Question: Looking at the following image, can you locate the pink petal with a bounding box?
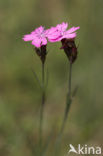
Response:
[31,30,36,35]
[56,22,68,31]
[62,22,68,30]
[47,33,60,40]
[45,29,50,36]
[23,34,34,41]
[32,38,41,48]
[47,28,61,40]
[48,37,61,42]
[63,33,76,39]
[34,26,44,34]
[41,38,47,45]
[66,26,80,34]
[47,27,58,35]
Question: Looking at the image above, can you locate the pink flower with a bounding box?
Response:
[46,27,61,42]
[47,22,80,42]
[23,26,48,48]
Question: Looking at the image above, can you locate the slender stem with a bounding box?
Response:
[60,62,72,134]
[39,63,45,154]
[68,62,72,97]
[54,62,72,155]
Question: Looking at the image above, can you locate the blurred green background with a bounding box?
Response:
[0,0,103,155]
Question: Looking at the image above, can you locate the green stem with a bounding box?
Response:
[54,62,72,155]
[39,63,45,154]
[60,62,72,134]
[68,62,72,97]
[62,62,72,132]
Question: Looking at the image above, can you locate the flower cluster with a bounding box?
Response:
[23,22,80,63]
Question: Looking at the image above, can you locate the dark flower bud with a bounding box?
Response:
[61,38,78,64]
[35,45,47,64]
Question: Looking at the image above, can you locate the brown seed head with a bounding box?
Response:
[35,45,47,64]
[61,38,78,63]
